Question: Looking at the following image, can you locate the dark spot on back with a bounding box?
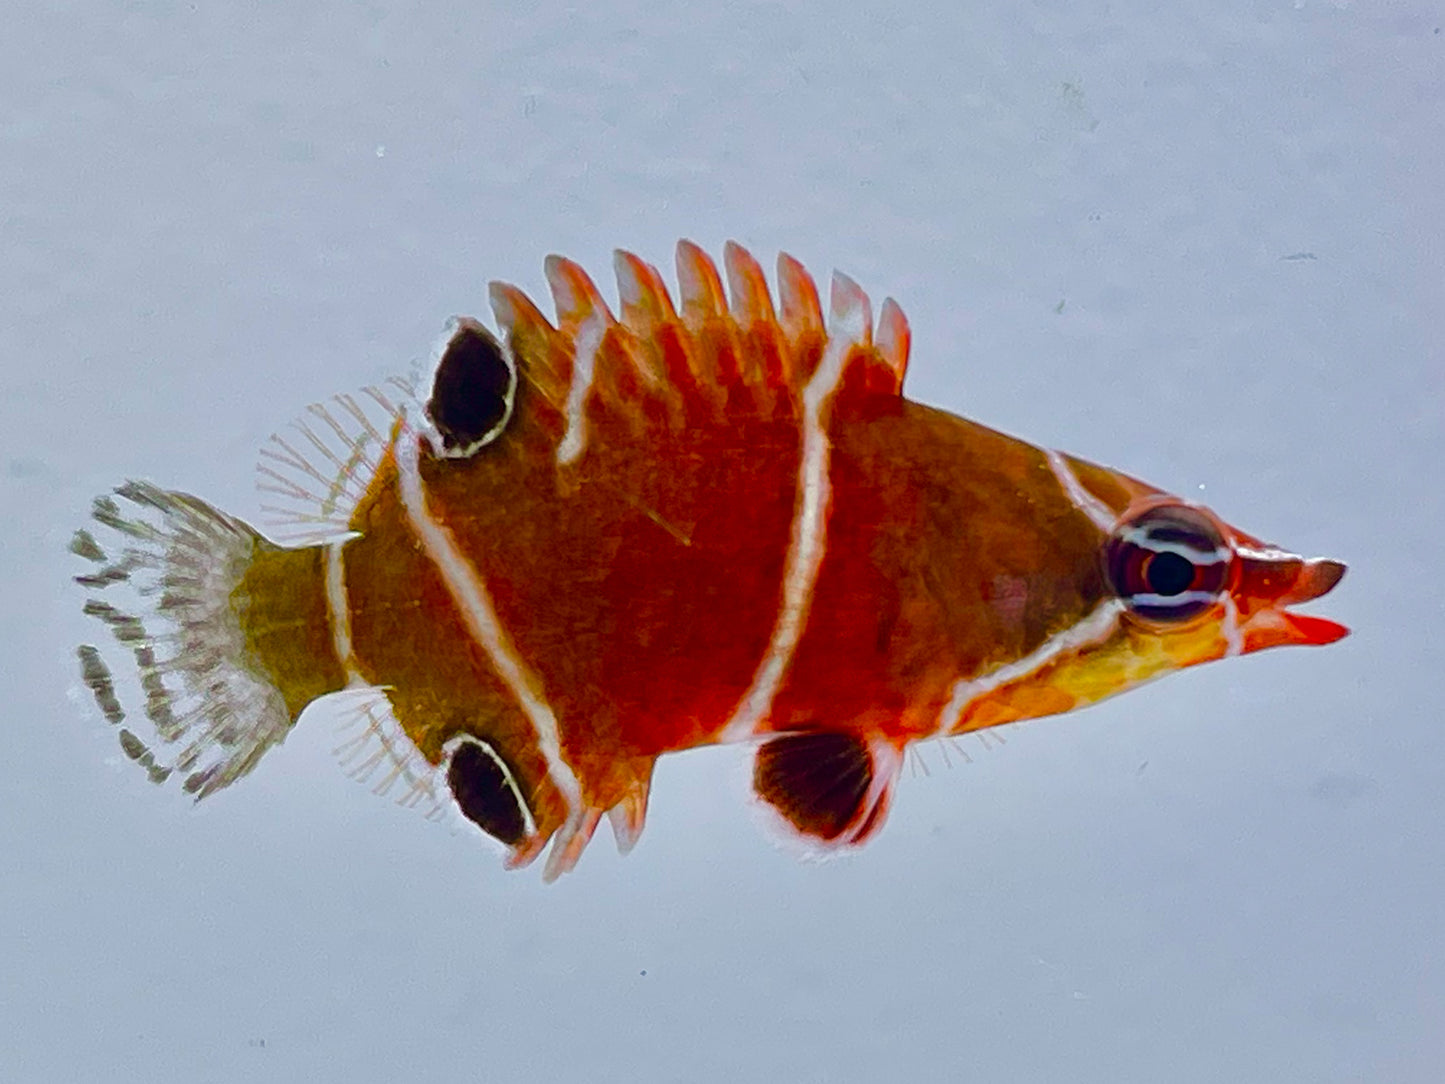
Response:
[427,321,513,452]
[754,730,872,841]
[446,739,527,846]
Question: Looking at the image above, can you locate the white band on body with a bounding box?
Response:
[394,424,583,820]
[324,540,361,682]
[720,275,870,743]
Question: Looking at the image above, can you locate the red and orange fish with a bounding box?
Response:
[72,241,1347,880]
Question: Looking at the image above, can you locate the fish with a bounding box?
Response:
[70,240,1348,881]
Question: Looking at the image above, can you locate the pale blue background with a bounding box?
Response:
[3,4,1439,1081]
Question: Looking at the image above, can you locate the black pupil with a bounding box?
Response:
[1146,551,1195,596]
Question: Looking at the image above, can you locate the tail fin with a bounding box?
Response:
[72,481,345,798]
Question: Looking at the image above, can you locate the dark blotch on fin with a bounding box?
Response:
[754,731,872,842]
[70,529,106,562]
[426,320,514,454]
[77,645,125,726]
[447,738,528,847]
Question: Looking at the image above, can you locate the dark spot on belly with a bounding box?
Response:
[446,738,528,846]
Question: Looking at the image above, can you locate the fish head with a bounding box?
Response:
[1098,493,1348,661]
[949,461,1348,733]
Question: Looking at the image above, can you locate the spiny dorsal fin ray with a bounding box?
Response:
[614,250,711,417]
[778,252,826,342]
[829,271,872,348]
[605,757,654,856]
[724,241,777,325]
[480,242,913,467]
[544,254,617,334]
[527,757,658,879]
[488,281,569,413]
[875,297,911,393]
[825,271,916,406]
[613,249,678,333]
[542,807,603,883]
[676,239,729,324]
[723,242,793,397]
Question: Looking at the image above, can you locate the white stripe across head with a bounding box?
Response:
[1045,449,1118,533]
[932,599,1126,736]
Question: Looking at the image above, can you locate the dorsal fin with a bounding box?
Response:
[488,281,570,414]
[777,252,825,342]
[613,249,678,333]
[255,379,415,545]
[752,731,903,848]
[724,241,777,325]
[544,254,617,334]
[477,242,914,468]
[676,239,728,324]
[874,297,911,393]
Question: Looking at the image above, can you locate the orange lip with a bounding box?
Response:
[1275,610,1350,647]
[1237,551,1349,650]
[1277,557,1347,606]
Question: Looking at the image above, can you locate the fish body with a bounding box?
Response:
[73,241,1347,879]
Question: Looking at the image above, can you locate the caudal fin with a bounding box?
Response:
[71,481,318,798]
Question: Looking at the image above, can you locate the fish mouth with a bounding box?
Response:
[1235,549,1349,650]
[1275,556,1347,606]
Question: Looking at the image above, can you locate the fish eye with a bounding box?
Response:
[1105,504,1233,623]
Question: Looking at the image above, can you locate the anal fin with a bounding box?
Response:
[753,731,902,848]
[605,758,654,856]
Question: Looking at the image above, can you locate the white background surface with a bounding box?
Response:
[3,4,1439,1081]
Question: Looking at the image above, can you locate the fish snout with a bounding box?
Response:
[1278,557,1346,605]
[1234,549,1348,650]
